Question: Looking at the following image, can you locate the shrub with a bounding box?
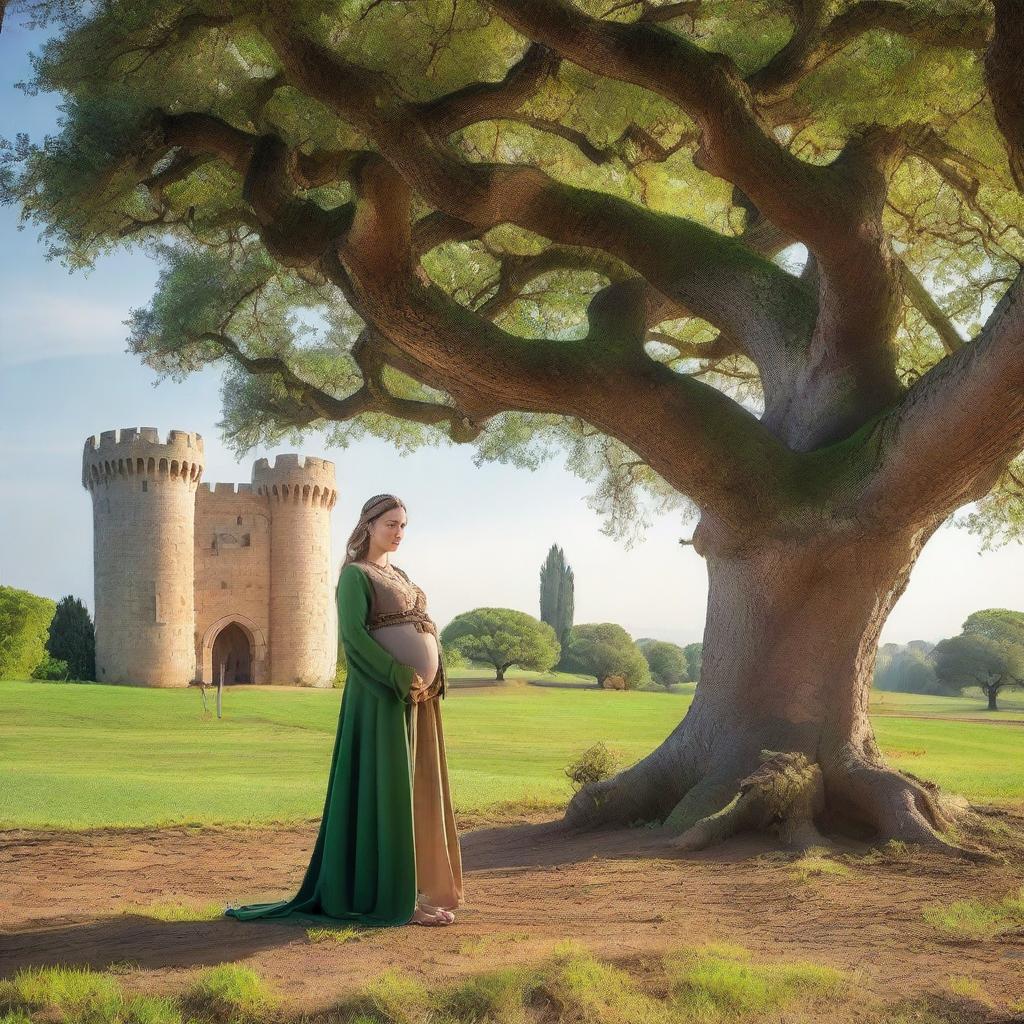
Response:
[31,655,70,680]
[565,742,619,793]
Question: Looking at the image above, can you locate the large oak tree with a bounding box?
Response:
[6,0,1024,853]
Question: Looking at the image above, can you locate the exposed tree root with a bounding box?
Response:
[826,753,993,862]
[668,751,828,853]
[563,745,998,861]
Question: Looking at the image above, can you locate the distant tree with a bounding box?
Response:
[539,544,574,668]
[0,586,55,680]
[441,608,559,680]
[45,595,95,681]
[932,609,1024,710]
[874,643,941,695]
[569,623,650,690]
[641,641,688,690]
[682,643,703,683]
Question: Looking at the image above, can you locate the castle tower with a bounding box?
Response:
[82,428,204,686]
[252,454,338,686]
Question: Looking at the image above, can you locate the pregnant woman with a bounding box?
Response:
[226,493,463,927]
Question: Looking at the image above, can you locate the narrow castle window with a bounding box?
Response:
[141,480,148,492]
[241,533,251,547]
[236,515,243,525]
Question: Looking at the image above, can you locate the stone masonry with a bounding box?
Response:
[82,427,338,687]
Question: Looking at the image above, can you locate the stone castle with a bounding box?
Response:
[82,427,338,687]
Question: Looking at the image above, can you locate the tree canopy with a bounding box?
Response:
[569,622,650,688]
[638,638,688,689]
[440,606,560,678]
[932,608,1024,709]
[6,0,1023,547]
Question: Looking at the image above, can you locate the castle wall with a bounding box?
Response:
[82,428,203,687]
[194,483,272,685]
[84,428,338,688]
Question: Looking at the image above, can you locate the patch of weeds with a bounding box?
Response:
[870,999,953,1024]
[457,931,531,956]
[850,840,914,866]
[534,939,675,1024]
[789,847,853,882]
[946,976,995,1007]
[306,925,364,944]
[665,941,847,1020]
[338,969,429,1024]
[182,965,279,1024]
[105,962,140,977]
[923,884,1024,940]
[124,901,224,922]
[0,1012,33,1024]
[0,966,180,1024]
[433,967,540,1024]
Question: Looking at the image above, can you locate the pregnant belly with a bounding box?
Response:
[372,623,439,684]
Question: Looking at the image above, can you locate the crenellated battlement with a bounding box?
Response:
[251,454,337,509]
[197,482,257,496]
[82,427,205,491]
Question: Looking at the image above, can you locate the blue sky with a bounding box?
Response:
[1,13,1022,648]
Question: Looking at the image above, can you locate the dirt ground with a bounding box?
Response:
[1,808,1022,1015]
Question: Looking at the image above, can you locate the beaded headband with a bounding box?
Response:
[358,493,404,524]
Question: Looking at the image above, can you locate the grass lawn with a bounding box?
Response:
[0,679,1021,830]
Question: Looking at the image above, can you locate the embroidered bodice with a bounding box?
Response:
[354,560,445,699]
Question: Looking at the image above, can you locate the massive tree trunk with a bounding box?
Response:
[563,512,971,852]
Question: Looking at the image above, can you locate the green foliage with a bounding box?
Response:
[638,639,688,689]
[874,641,942,696]
[440,607,560,679]
[568,623,650,689]
[440,642,468,669]
[31,655,70,680]
[564,741,619,794]
[682,642,703,683]
[539,543,574,664]
[932,609,1024,709]
[46,594,95,680]
[0,585,56,680]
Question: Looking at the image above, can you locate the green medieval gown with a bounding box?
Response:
[225,562,439,928]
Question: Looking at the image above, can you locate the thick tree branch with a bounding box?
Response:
[200,329,482,442]
[257,11,816,396]
[415,42,560,136]
[854,269,1024,525]
[984,0,1024,191]
[335,154,796,534]
[750,2,991,104]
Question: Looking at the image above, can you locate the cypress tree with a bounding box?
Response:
[539,545,574,666]
[46,595,96,681]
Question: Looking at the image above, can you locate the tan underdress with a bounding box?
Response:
[354,559,464,911]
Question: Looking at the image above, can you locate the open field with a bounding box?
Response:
[2,678,1023,1022]
[1,679,1022,830]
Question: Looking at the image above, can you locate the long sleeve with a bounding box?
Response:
[337,563,417,703]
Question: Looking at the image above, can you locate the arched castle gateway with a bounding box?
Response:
[82,427,338,687]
